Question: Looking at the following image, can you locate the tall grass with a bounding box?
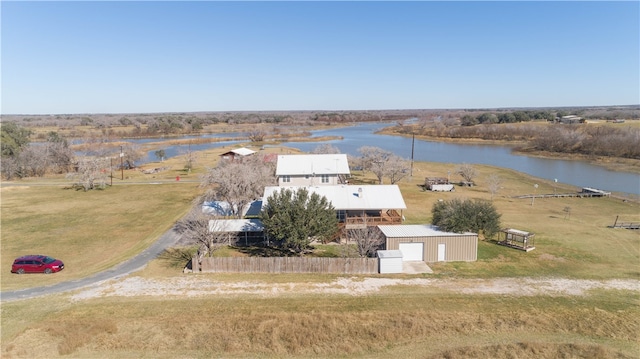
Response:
[2,290,638,358]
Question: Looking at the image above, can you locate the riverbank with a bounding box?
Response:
[377,127,640,175]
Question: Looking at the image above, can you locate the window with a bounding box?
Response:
[282,175,290,183]
[321,174,329,183]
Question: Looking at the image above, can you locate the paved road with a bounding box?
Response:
[1,227,181,302]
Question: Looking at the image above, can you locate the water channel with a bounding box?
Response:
[133,122,639,196]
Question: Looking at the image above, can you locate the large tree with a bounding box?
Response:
[201,153,276,218]
[431,198,501,239]
[67,157,110,191]
[259,187,339,255]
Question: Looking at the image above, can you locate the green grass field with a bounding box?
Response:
[1,147,639,358]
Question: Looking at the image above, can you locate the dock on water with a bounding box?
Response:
[514,187,612,199]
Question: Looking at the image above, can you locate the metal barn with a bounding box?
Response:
[378,224,478,262]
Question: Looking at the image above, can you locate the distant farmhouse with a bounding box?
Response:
[276,154,350,186]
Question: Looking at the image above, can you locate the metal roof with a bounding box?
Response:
[377,224,475,237]
[208,219,264,233]
[223,147,256,156]
[276,154,350,176]
[262,185,406,210]
[377,250,403,259]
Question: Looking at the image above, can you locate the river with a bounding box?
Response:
[135,122,639,196]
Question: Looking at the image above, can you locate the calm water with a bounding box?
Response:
[137,122,639,196]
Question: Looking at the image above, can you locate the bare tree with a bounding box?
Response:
[358,146,410,184]
[455,163,478,185]
[67,157,110,191]
[247,128,268,142]
[386,154,411,184]
[312,143,341,154]
[201,153,276,218]
[16,145,49,177]
[486,173,503,200]
[345,218,385,257]
[181,144,198,172]
[46,141,75,174]
[120,143,145,169]
[175,206,232,257]
[358,146,392,184]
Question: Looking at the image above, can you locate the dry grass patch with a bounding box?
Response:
[2,290,637,358]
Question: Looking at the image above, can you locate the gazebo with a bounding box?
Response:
[498,228,535,252]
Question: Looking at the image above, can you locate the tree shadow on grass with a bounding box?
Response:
[158,247,197,268]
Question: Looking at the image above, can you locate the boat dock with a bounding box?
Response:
[514,187,611,199]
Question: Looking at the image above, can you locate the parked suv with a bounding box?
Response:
[11,255,64,274]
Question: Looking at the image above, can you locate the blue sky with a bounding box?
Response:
[2,1,638,115]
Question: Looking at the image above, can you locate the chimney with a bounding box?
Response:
[358,188,363,198]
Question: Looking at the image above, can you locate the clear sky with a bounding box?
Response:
[2,1,639,115]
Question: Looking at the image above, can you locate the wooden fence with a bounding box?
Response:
[194,256,379,274]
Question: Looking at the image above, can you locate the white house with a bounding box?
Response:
[275,154,350,186]
[262,184,406,227]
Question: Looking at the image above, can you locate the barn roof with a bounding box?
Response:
[262,185,406,210]
[378,224,475,237]
[276,154,350,176]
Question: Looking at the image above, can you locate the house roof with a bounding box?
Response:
[220,147,256,157]
[262,185,406,210]
[276,154,350,176]
[377,224,475,237]
[208,219,264,233]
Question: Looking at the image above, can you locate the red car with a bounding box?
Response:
[11,255,64,274]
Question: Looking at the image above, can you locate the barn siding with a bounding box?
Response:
[386,235,477,262]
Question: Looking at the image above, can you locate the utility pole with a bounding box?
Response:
[410,133,415,177]
[120,145,124,180]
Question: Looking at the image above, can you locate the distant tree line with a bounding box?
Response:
[396,116,640,160]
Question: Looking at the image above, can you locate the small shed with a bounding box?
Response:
[378,224,478,262]
[377,250,403,274]
[219,147,256,162]
[498,228,535,252]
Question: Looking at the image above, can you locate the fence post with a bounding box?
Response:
[192,256,199,272]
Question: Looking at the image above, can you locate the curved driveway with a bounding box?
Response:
[1,227,181,302]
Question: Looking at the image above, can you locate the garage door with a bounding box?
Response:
[398,242,424,261]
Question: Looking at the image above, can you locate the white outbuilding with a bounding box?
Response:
[377,250,404,274]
